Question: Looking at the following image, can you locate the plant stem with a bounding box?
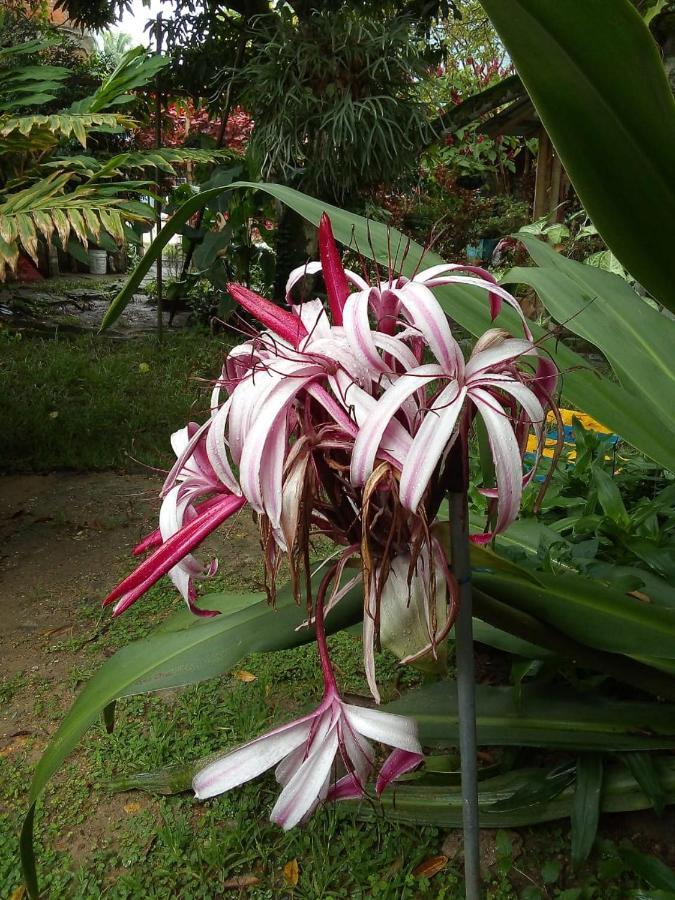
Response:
[450,488,481,899]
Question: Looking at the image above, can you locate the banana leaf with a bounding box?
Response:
[479,0,675,310]
[102,182,675,474]
[20,578,362,899]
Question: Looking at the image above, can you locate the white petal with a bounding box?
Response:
[350,364,444,486]
[270,723,340,830]
[470,387,523,534]
[343,705,422,754]
[193,720,312,799]
[399,383,467,511]
[465,340,536,380]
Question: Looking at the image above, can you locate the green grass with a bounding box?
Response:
[0,332,228,473]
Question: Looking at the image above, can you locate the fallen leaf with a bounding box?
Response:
[283,859,299,886]
[413,855,448,879]
[233,669,256,683]
[1,736,30,757]
[628,590,650,603]
[222,875,259,889]
[123,801,141,814]
[9,887,26,900]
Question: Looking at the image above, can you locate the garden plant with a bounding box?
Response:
[3,1,675,898]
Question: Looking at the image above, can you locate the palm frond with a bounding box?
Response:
[69,47,170,114]
[0,173,153,280]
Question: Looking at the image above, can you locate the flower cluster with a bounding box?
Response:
[105,213,556,825]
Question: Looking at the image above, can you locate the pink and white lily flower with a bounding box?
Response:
[106,211,557,828]
[193,587,422,827]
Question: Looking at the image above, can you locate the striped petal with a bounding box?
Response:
[194,719,313,800]
[399,382,467,511]
[350,364,444,486]
[397,282,464,377]
[270,720,340,830]
[469,386,523,538]
[375,748,424,795]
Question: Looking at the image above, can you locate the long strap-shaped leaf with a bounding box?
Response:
[104,681,675,797]
[479,0,675,311]
[102,182,675,473]
[21,581,362,898]
[387,681,675,752]
[370,759,675,829]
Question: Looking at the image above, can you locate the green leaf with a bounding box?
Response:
[475,571,675,660]
[479,0,675,309]
[386,681,675,752]
[622,752,666,816]
[571,754,603,868]
[370,758,675,829]
[103,182,675,472]
[620,846,675,892]
[592,467,630,530]
[506,236,675,444]
[20,579,362,899]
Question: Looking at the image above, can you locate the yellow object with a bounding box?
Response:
[526,409,614,461]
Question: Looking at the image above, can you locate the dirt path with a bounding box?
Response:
[0,472,260,682]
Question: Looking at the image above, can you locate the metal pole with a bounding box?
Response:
[450,488,481,899]
[154,12,164,341]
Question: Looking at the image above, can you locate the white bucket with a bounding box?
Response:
[88,249,107,275]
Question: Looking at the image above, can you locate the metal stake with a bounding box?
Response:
[450,488,481,899]
[154,12,164,341]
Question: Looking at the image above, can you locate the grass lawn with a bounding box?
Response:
[0,332,228,473]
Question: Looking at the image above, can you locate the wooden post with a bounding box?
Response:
[549,150,563,222]
[533,125,552,221]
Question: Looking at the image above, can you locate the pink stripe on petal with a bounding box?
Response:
[162,419,211,497]
[375,748,424,796]
[325,772,366,802]
[270,724,340,830]
[350,365,444,486]
[194,720,313,800]
[397,282,464,377]
[342,289,388,374]
[470,387,523,536]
